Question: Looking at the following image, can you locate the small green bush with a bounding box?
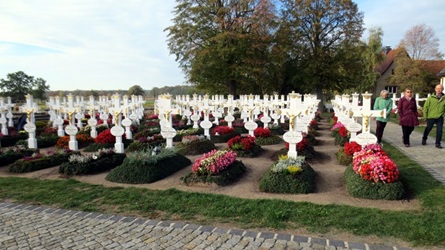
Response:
[255,135,283,145]
[259,162,316,194]
[37,134,60,148]
[83,140,131,152]
[106,150,191,184]
[210,131,240,143]
[8,153,72,173]
[181,160,247,186]
[335,148,352,166]
[59,154,126,176]
[344,166,405,200]
[126,140,165,153]
[0,149,36,167]
[1,134,28,147]
[231,144,263,158]
[269,125,285,135]
[176,139,216,155]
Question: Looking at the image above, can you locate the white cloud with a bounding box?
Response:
[357,0,445,53]
[0,0,184,91]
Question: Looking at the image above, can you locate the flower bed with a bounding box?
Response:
[175,135,216,155]
[344,144,405,200]
[227,135,263,157]
[0,147,36,167]
[210,125,240,143]
[284,137,316,159]
[336,141,362,166]
[254,127,283,145]
[59,148,126,176]
[259,155,316,194]
[331,121,349,146]
[269,124,285,135]
[8,149,74,173]
[106,149,191,184]
[181,149,246,186]
[173,127,203,142]
[126,134,165,152]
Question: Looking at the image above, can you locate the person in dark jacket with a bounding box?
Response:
[422,84,445,148]
[397,88,419,147]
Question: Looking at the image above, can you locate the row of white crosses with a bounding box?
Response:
[45,94,144,152]
[331,92,387,147]
[167,92,320,158]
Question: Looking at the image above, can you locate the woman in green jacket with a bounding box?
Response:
[373,90,393,145]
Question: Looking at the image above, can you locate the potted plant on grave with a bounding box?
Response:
[281,136,316,160]
[0,146,36,167]
[344,143,405,200]
[227,135,263,157]
[59,148,126,176]
[181,149,246,186]
[210,125,240,143]
[253,127,282,145]
[336,141,362,166]
[8,149,75,173]
[106,148,191,184]
[331,122,349,146]
[259,155,316,194]
[175,135,216,155]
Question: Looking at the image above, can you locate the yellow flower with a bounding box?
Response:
[278,154,288,160]
[287,165,302,175]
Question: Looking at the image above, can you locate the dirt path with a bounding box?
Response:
[0,119,420,211]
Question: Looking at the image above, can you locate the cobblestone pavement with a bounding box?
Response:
[0,202,416,250]
[380,122,445,185]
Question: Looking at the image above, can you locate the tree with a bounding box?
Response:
[127,85,145,96]
[0,71,50,102]
[31,78,50,100]
[399,24,444,60]
[165,0,279,96]
[389,49,437,96]
[279,0,364,101]
[359,27,385,93]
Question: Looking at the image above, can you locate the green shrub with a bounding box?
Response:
[9,153,72,173]
[344,166,405,200]
[255,135,283,145]
[181,160,246,186]
[335,148,352,166]
[176,139,216,155]
[269,125,285,135]
[37,134,60,148]
[0,134,28,147]
[259,161,316,194]
[231,144,263,158]
[59,154,126,176]
[210,131,240,143]
[106,150,191,184]
[83,140,131,152]
[126,140,164,153]
[0,149,36,167]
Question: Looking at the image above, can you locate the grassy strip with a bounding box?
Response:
[0,141,444,246]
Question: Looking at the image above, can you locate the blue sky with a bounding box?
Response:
[1,0,444,91]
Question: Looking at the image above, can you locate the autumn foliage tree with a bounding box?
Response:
[399,24,444,60]
[165,0,280,96]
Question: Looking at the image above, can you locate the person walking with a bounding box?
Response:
[422,84,445,148]
[397,88,419,147]
[373,90,393,146]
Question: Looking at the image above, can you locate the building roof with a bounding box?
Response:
[375,48,403,75]
[418,60,445,76]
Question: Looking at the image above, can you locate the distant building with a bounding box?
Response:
[374,47,445,96]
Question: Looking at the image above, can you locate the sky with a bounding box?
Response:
[1,0,444,92]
